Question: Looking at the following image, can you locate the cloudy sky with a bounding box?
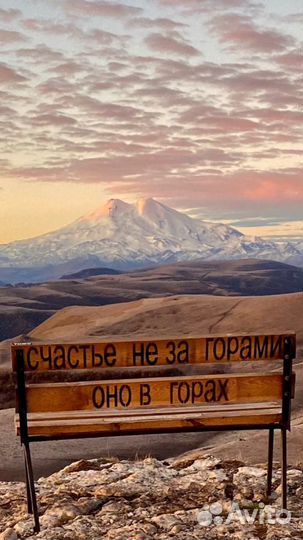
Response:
[0,0,302,243]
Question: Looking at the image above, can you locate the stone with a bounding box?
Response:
[169,523,186,534]
[236,466,267,478]
[151,512,182,530]
[0,454,302,539]
[0,529,18,540]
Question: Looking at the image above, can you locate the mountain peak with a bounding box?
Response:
[104,198,130,213]
[84,198,132,220]
[0,196,301,283]
[136,197,163,216]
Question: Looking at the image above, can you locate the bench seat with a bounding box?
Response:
[16,403,282,440]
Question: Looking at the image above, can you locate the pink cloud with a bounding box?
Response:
[109,169,301,215]
[210,14,294,52]
[88,29,120,45]
[0,29,27,43]
[158,0,248,7]
[282,12,303,24]
[129,17,187,30]
[16,46,64,63]
[245,108,301,124]
[31,113,77,127]
[259,91,302,109]
[63,0,142,18]
[49,61,83,75]
[22,19,43,31]
[0,63,27,83]
[106,61,127,71]
[133,84,188,107]
[145,33,200,57]
[22,19,121,47]
[10,143,240,184]
[37,77,75,95]
[157,0,260,14]
[22,19,80,36]
[0,105,16,115]
[157,0,200,5]
[239,174,300,203]
[274,49,302,71]
[0,2,299,226]
[219,70,294,95]
[0,8,21,22]
[179,108,259,132]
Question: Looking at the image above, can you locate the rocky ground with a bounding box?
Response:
[0,452,302,540]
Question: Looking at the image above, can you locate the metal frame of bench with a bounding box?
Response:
[13,334,295,533]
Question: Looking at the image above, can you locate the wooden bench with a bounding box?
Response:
[12,333,296,533]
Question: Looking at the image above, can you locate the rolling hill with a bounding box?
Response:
[26,291,303,346]
[0,259,302,341]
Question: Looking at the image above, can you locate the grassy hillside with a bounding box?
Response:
[0,259,302,341]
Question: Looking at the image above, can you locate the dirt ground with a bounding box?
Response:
[1,407,302,482]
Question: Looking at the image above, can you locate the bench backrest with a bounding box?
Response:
[12,333,296,440]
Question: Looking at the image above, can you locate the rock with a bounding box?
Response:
[236,466,267,478]
[240,486,254,499]
[285,469,302,477]
[13,520,34,537]
[152,512,182,530]
[208,469,228,482]
[170,452,220,471]
[0,529,17,540]
[169,523,186,534]
[0,454,302,539]
[39,501,84,528]
[275,483,282,494]
[296,486,303,497]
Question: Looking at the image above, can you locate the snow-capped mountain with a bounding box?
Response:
[0,198,301,283]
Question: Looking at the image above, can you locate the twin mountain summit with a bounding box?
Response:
[0,198,302,284]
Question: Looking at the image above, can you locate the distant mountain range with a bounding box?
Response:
[0,259,302,341]
[61,267,121,280]
[0,198,302,283]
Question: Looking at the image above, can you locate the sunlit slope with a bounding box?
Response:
[29,292,303,346]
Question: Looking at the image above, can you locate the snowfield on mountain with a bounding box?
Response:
[0,198,301,283]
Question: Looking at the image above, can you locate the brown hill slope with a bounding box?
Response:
[1,292,302,371]
[0,292,302,481]
[29,292,303,345]
[0,259,302,341]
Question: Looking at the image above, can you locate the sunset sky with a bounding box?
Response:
[0,0,302,243]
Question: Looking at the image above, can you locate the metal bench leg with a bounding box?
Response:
[23,443,40,533]
[281,427,287,510]
[24,452,33,514]
[267,427,274,496]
